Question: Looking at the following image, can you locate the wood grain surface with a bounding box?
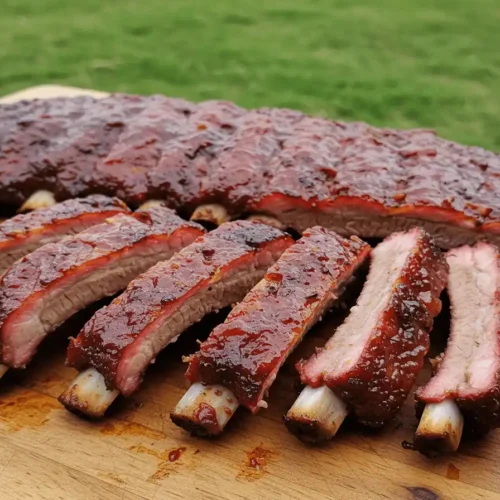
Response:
[0,86,498,500]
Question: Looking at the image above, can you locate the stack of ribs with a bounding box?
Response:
[1,92,500,455]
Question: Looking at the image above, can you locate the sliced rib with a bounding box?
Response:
[0,195,129,275]
[414,243,500,456]
[60,221,293,417]
[0,205,204,370]
[285,227,448,443]
[172,227,370,436]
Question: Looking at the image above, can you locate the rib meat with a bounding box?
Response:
[415,243,500,451]
[291,228,447,435]
[0,95,151,206]
[0,205,204,368]
[2,95,500,248]
[0,195,129,274]
[184,227,370,414]
[65,221,293,398]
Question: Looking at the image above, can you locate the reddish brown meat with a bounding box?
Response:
[416,243,500,436]
[66,221,293,396]
[297,228,448,427]
[2,95,500,247]
[0,205,204,368]
[0,195,129,274]
[0,94,159,206]
[185,227,370,412]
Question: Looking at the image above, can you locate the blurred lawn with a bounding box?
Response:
[1,0,499,149]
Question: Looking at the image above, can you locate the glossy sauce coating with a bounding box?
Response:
[66,221,293,389]
[0,95,151,206]
[2,96,500,238]
[0,195,129,250]
[186,226,371,412]
[299,228,448,427]
[0,206,203,345]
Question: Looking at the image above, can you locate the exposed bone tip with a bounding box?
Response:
[58,368,119,419]
[190,204,230,227]
[285,385,348,443]
[414,400,464,457]
[138,199,166,210]
[19,190,56,213]
[171,382,239,437]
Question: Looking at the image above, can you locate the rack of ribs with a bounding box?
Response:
[284,228,448,443]
[0,195,128,274]
[2,95,500,248]
[59,220,293,418]
[171,227,370,436]
[413,243,500,456]
[0,205,204,379]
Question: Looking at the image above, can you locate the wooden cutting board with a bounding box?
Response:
[0,85,498,500]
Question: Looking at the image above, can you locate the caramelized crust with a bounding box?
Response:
[0,95,151,205]
[186,227,371,412]
[2,96,500,247]
[0,195,129,273]
[66,221,293,395]
[0,205,204,368]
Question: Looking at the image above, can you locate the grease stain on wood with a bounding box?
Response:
[237,445,275,481]
[129,445,187,481]
[0,392,58,431]
[446,463,460,480]
[99,420,165,440]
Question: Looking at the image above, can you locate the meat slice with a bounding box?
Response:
[171,227,370,436]
[0,195,129,274]
[285,227,448,443]
[414,243,500,456]
[0,205,204,371]
[60,221,293,417]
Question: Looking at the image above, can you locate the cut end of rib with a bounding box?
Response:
[284,385,348,443]
[190,204,230,227]
[0,364,9,380]
[18,190,56,213]
[58,368,119,418]
[170,382,239,437]
[414,400,464,457]
[138,199,165,210]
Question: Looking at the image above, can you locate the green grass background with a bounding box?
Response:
[1,0,499,149]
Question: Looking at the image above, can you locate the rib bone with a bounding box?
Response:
[18,190,56,213]
[170,383,239,436]
[190,204,230,226]
[284,386,348,443]
[414,400,464,456]
[58,368,119,418]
